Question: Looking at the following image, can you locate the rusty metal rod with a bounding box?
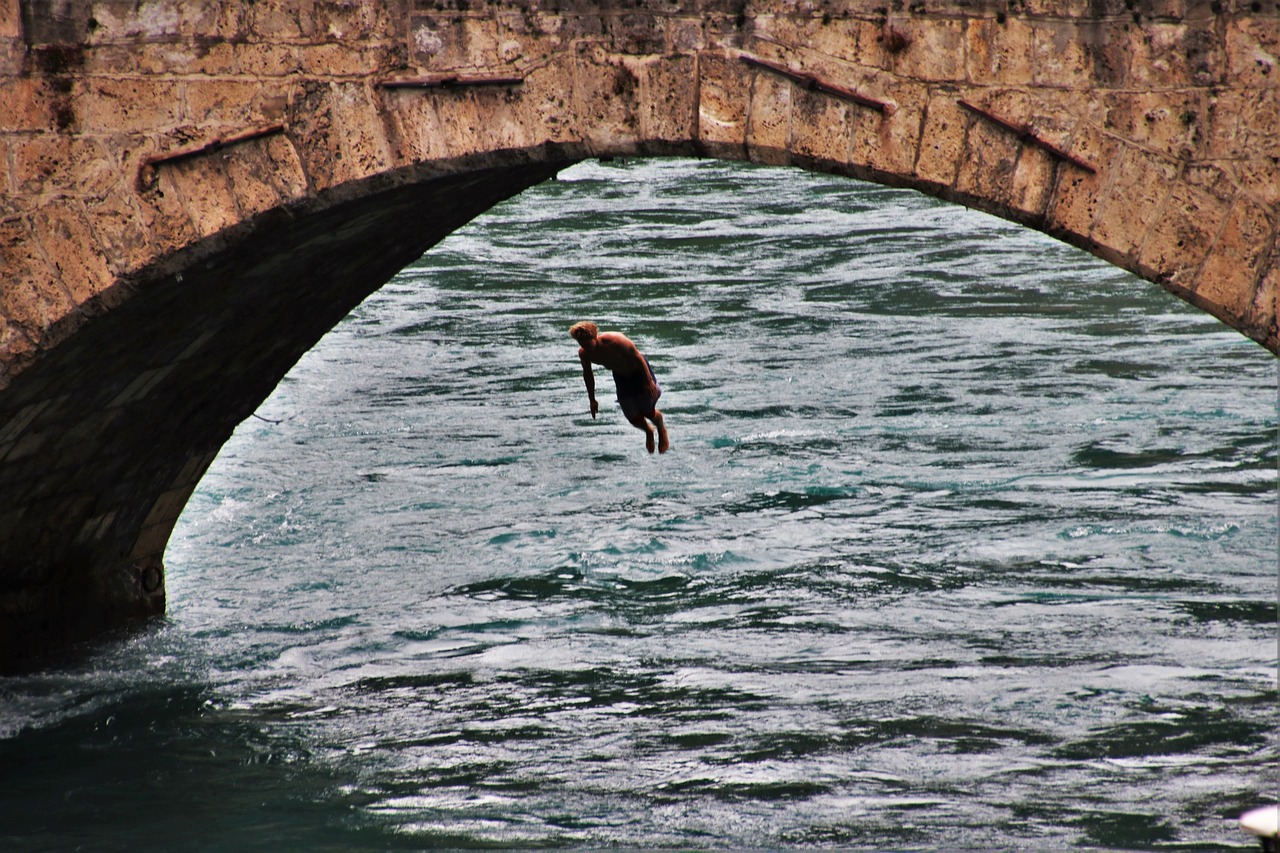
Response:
[740,54,894,115]
[138,123,286,186]
[377,74,524,90]
[957,99,1096,174]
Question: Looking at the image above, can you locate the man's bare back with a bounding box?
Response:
[579,331,647,373]
[569,321,670,454]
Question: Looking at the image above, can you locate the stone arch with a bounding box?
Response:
[1,0,1276,666]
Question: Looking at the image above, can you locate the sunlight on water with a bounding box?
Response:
[2,158,1276,851]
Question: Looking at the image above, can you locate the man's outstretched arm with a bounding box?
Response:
[579,352,599,418]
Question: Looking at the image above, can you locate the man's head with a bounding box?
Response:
[569,321,599,346]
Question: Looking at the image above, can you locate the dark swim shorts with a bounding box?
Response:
[613,357,661,421]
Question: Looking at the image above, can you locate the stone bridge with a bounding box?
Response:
[0,0,1276,667]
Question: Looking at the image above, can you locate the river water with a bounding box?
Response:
[2,158,1276,851]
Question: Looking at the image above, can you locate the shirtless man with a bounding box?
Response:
[569,321,670,454]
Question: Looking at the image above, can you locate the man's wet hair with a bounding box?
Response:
[569,321,598,342]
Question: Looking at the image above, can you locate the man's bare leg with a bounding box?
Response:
[628,414,657,453]
[652,409,669,454]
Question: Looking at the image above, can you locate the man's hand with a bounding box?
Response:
[590,398,599,418]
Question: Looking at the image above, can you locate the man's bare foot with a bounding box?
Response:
[646,431,656,453]
[658,432,670,453]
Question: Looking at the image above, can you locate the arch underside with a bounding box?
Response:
[0,160,564,668]
[1,140,1266,669]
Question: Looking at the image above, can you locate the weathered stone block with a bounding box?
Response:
[606,12,668,55]
[955,111,1021,211]
[313,0,397,41]
[1023,93,1082,145]
[54,137,128,198]
[1033,21,1127,90]
[1014,0,1099,15]
[244,1,311,40]
[233,42,302,76]
[1181,161,1240,206]
[10,134,71,194]
[31,202,114,306]
[1127,23,1224,89]
[1232,157,1280,208]
[489,13,550,70]
[77,185,154,277]
[1043,124,1108,245]
[87,43,230,77]
[300,42,381,76]
[1138,179,1230,281]
[77,78,184,134]
[850,78,925,179]
[743,66,793,166]
[501,8,605,51]
[1244,241,1277,347]
[636,54,697,148]
[290,81,394,191]
[1226,18,1280,86]
[1103,90,1207,161]
[1030,86,1109,129]
[574,46,643,153]
[966,17,1036,86]
[913,89,966,189]
[697,51,750,156]
[163,157,242,236]
[261,134,310,200]
[1133,0,1194,20]
[761,14,865,67]
[0,0,20,39]
[380,89,456,163]
[185,80,289,127]
[411,13,502,70]
[511,59,586,147]
[1009,149,1059,221]
[789,87,853,167]
[667,15,707,52]
[474,89,544,152]
[1205,87,1280,160]
[891,18,967,83]
[1090,145,1179,263]
[84,1,183,41]
[0,218,74,337]
[0,78,57,132]
[133,169,201,258]
[224,144,294,220]
[1195,196,1275,318]
[834,19,893,71]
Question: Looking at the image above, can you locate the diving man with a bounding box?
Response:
[569,321,670,454]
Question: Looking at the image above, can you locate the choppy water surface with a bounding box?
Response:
[2,159,1276,851]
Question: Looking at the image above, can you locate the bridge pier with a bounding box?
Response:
[0,160,566,669]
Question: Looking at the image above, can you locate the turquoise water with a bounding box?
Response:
[2,159,1276,850]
